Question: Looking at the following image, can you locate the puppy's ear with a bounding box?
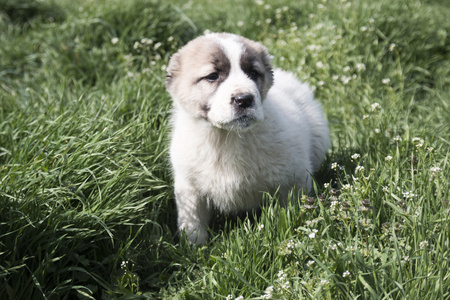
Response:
[264,52,274,85]
[259,46,274,98]
[166,53,181,91]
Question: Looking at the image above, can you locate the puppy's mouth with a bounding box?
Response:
[219,114,260,131]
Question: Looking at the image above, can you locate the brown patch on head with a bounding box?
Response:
[166,36,231,119]
[238,38,274,100]
[166,36,230,90]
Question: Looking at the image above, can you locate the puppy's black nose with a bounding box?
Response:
[232,94,254,109]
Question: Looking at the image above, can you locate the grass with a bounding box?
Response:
[0,0,449,298]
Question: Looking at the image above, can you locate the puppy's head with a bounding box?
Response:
[166,33,273,131]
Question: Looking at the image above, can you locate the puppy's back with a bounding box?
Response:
[268,69,330,173]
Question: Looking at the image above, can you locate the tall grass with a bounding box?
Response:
[1,0,449,299]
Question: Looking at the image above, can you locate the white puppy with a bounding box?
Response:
[166,33,330,244]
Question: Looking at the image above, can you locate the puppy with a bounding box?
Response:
[166,33,330,244]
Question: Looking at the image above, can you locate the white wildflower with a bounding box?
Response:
[351,153,361,160]
[419,240,429,249]
[316,61,324,69]
[120,261,128,269]
[430,166,442,173]
[356,63,366,71]
[320,279,329,286]
[345,245,355,253]
[342,270,351,278]
[111,37,119,44]
[412,137,424,148]
[277,270,285,278]
[306,44,321,51]
[154,42,162,50]
[141,38,153,45]
[262,286,274,299]
[389,43,396,52]
[342,184,352,190]
[355,166,365,172]
[341,75,351,84]
[331,200,339,210]
[309,229,318,239]
[371,102,381,111]
[402,191,417,199]
[382,78,391,84]
[392,135,401,142]
[307,260,315,267]
[385,155,393,161]
[331,162,339,170]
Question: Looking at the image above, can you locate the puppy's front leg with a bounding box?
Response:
[175,184,211,244]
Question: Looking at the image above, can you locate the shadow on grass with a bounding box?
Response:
[0,0,65,24]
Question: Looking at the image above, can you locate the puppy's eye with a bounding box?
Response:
[205,72,219,82]
[248,70,260,80]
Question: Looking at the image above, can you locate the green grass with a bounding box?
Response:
[0,0,449,299]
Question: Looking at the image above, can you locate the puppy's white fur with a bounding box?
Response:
[166,33,330,244]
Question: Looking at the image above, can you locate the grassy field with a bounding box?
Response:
[1,0,449,299]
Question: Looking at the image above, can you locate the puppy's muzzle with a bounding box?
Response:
[232,93,254,109]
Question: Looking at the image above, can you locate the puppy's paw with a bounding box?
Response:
[181,226,208,245]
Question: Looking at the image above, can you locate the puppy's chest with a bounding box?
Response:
[196,152,263,189]
[192,143,288,211]
[196,156,266,209]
